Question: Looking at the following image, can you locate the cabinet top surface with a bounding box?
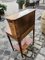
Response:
[6,9,35,20]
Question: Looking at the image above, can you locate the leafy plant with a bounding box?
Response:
[25,0,30,7]
[0,4,7,20]
[17,0,25,9]
[0,4,7,11]
[17,0,25,4]
[0,4,7,15]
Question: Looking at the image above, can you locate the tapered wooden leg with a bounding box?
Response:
[18,41,23,58]
[33,26,35,45]
[7,34,14,51]
[32,25,35,58]
[0,16,1,20]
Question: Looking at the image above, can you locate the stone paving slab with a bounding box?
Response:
[34,43,41,49]
[40,47,45,56]
[35,54,45,60]
[35,40,43,46]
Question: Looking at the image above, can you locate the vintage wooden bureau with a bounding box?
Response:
[5,9,35,57]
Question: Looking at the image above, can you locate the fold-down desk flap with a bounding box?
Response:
[6,9,35,20]
[5,9,35,40]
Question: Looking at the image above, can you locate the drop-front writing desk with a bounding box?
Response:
[5,9,35,57]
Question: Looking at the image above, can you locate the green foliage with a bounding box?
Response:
[0,4,7,11]
[26,0,29,3]
[17,0,25,4]
[0,4,7,15]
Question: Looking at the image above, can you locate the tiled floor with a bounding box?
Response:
[0,9,45,60]
[0,0,45,60]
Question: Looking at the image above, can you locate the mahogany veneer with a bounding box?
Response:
[5,9,35,57]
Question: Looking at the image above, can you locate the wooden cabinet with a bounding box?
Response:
[5,9,35,57]
[6,9,35,41]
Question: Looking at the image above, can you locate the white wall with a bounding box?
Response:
[40,0,45,3]
[29,0,45,3]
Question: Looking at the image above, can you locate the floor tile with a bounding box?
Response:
[35,54,45,60]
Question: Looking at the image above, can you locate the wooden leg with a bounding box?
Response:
[33,26,35,45]
[18,41,23,58]
[7,34,14,51]
[0,16,1,20]
[32,25,35,58]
